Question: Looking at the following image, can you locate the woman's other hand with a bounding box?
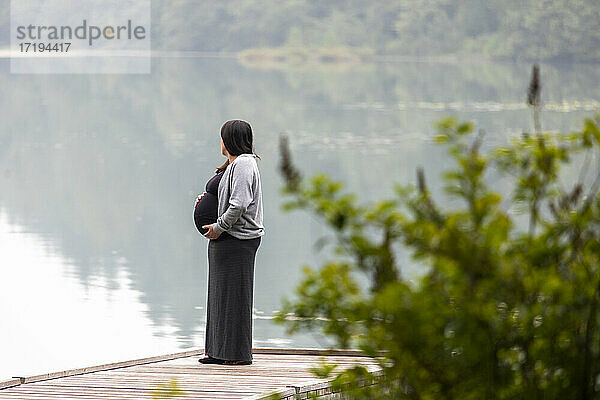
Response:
[202,223,221,239]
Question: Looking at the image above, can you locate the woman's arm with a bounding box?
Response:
[211,161,254,235]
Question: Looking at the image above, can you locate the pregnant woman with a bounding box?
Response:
[194,119,264,366]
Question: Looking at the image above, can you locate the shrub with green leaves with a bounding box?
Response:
[274,95,600,397]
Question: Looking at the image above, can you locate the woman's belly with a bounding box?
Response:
[194,192,218,235]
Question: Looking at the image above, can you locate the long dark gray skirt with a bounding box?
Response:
[205,232,261,361]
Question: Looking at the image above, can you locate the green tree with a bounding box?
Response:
[273,68,600,398]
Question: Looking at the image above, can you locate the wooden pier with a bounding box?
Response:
[0,348,382,399]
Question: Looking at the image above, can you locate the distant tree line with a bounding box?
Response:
[152,0,600,62]
[0,0,597,61]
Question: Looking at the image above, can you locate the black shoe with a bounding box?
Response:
[199,356,225,364]
[223,360,252,365]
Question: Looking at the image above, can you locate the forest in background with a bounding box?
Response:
[0,0,598,62]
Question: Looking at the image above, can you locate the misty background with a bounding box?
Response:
[0,0,598,382]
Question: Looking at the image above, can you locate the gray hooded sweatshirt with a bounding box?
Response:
[211,153,264,239]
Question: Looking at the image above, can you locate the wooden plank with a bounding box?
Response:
[244,388,297,400]
[13,348,204,384]
[1,349,383,400]
[251,348,380,357]
[244,368,386,400]
[126,363,380,373]
[0,388,247,400]
[9,348,377,386]
[23,377,321,391]
[0,380,19,390]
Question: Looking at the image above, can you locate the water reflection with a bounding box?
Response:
[0,56,598,380]
[0,210,183,380]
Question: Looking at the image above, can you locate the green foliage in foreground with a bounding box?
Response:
[274,106,600,397]
[150,378,187,399]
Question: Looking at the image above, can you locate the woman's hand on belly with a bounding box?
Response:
[194,192,218,236]
[194,191,207,208]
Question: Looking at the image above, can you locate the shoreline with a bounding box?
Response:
[0,47,597,65]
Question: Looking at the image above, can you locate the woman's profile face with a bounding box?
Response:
[220,138,227,156]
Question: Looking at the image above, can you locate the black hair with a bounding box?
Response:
[215,120,261,172]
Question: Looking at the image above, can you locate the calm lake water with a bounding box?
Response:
[0,56,598,381]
